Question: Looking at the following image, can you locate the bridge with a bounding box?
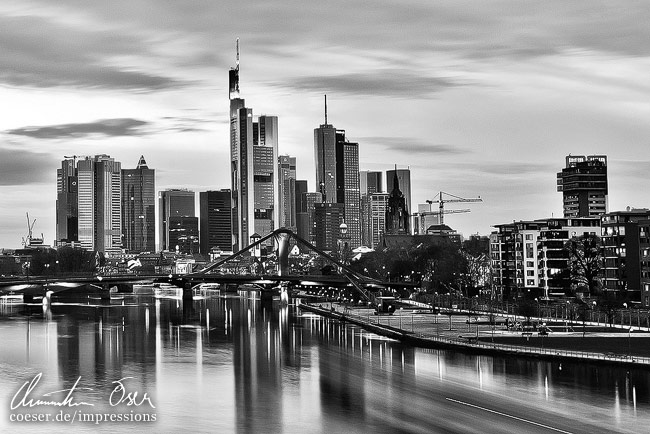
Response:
[0,229,418,305]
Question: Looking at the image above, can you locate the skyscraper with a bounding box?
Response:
[386,167,412,234]
[313,97,361,248]
[229,41,278,250]
[314,202,344,251]
[76,155,122,253]
[121,156,155,253]
[314,97,337,203]
[278,155,297,231]
[362,193,389,248]
[336,138,361,247]
[56,158,78,245]
[199,190,233,255]
[359,171,382,195]
[304,192,323,244]
[159,189,195,251]
[557,155,608,218]
[294,180,308,239]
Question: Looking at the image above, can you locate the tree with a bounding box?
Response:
[565,233,603,297]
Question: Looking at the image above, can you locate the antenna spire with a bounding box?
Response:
[236,38,240,68]
[324,94,328,125]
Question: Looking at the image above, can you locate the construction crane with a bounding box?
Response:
[426,191,483,225]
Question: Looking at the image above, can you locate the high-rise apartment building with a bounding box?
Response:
[199,190,233,255]
[121,156,155,253]
[386,168,412,233]
[159,189,195,251]
[601,209,650,305]
[229,41,278,250]
[557,155,608,218]
[278,155,297,232]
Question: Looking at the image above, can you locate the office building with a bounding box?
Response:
[386,168,412,234]
[314,98,337,203]
[121,156,155,253]
[557,155,608,218]
[314,202,344,251]
[295,180,309,240]
[169,216,199,254]
[200,190,233,255]
[303,192,323,244]
[74,155,122,253]
[229,41,279,250]
[313,97,361,247]
[361,193,389,249]
[159,189,195,251]
[278,155,296,232]
[359,171,382,195]
[336,139,361,247]
[56,158,79,245]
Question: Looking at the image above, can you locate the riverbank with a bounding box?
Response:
[299,301,650,368]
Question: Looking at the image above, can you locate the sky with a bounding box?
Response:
[1,1,650,249]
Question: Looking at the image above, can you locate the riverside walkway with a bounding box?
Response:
[299,301,650,368]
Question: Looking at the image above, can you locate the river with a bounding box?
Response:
[0,289,648,433]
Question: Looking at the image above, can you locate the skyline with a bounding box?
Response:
[2,1,650,248]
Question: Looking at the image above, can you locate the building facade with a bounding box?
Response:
[56,158,79,245]
[314,202,344,251]
[229,43,278,251]
[76,155,122,253]
[557,155,608,218]
[335,139,361,247]
[361,193,388,249]
[199,190,233,255]
[386,168,411,233]
[601,209,650,305]
[121,156,155,253]
[490,217,600,300]
[159,189,195,252]
[278,155,297,232]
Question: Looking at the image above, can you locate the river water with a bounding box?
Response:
[0,289,649,433]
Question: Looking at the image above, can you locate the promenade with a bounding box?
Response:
[300,300,650,367]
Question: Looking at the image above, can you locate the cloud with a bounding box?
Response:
[358,137,466,155]
[0,149,52,185]
[272,70,459,99]
[6,118,149,139]
[0,14,185,90]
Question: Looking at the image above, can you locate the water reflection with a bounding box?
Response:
[0,293,649,433]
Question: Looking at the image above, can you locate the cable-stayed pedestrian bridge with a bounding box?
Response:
[0,229,417,305]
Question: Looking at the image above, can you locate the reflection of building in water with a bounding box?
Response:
[231,297,286,432]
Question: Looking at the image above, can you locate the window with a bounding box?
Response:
[525,234,533,240]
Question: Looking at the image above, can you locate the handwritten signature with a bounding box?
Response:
[110,377,155,408]
[11,373,93,410]
[11,373,156,410]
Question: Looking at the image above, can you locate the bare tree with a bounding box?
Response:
[565,233,603,297]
